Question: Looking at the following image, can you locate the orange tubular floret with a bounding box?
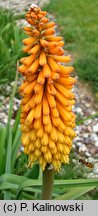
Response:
[23,37,37,45]
[43,22,55,30]
[22,44,33,53]
[59,65,74,73]
[23,55,36,66]
[48,47,64,56]
[18,65,28,74]
[23,26,32,32]
[28,59,39,74]
[43,94,50,115]
[40,39,48,47]
[50,55,71,63]
[56,77,76,86]
[42,28,55,36]
[23,80,36,94]
[48,57,60,72]
[39,51,47,66]
[47,42,57,49]
[46,36,63,42]
[43,64,51,77]
[28,44,40,54]
[54,82,75,99]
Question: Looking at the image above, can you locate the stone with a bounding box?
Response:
[79,144,88,152]
[95,141,98,147]
[93,124,98,133]
[90,133,98,142]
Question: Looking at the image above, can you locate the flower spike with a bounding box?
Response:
[19,6,76,171]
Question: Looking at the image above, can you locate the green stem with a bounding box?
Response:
[41,164,54,200]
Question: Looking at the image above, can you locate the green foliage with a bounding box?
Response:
[44,0,98,93]
[0,71,40,199]
[0,7,25,83]
[75,52,98,92]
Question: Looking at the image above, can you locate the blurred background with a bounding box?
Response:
[0,0,98,200]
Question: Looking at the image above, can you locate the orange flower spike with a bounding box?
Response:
[19,4,76,171]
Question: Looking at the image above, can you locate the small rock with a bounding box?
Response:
[95,141,98,147]
[93,124,98,133]
[79,144,88,152]
[75,107,83,115]
[84,119,92,125]
[85,152,91,157]
[83,133,89,138]
[89,148,98,155]
[90,133,98,142]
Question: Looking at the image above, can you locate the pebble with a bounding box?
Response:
[90,134,98,142]
[95,141,98,147]
[0,0,49,14]
[79,145,88,152]
[93,124,98,133]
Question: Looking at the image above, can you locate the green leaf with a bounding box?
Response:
[77,112,98,125]
[54,178,98,188]
[12,108,20,141]
[24,164,39,179]
[16,178,42,199]
[5,128,12,174]
[0,126,6,175]
[55,186,95,200]
[6,65,18,131]
[11,128,21,170]
[5,64,18,175]
[0,173,42,187]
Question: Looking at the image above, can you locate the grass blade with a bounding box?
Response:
[11,128,21,170]
[12,108,20,141]
[55,186,95,200]
[0,126,6,175]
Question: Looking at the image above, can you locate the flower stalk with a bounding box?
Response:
[41,164,54,200]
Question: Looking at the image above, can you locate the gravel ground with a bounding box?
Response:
[0,0,48,12]
[0,0,98,178]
